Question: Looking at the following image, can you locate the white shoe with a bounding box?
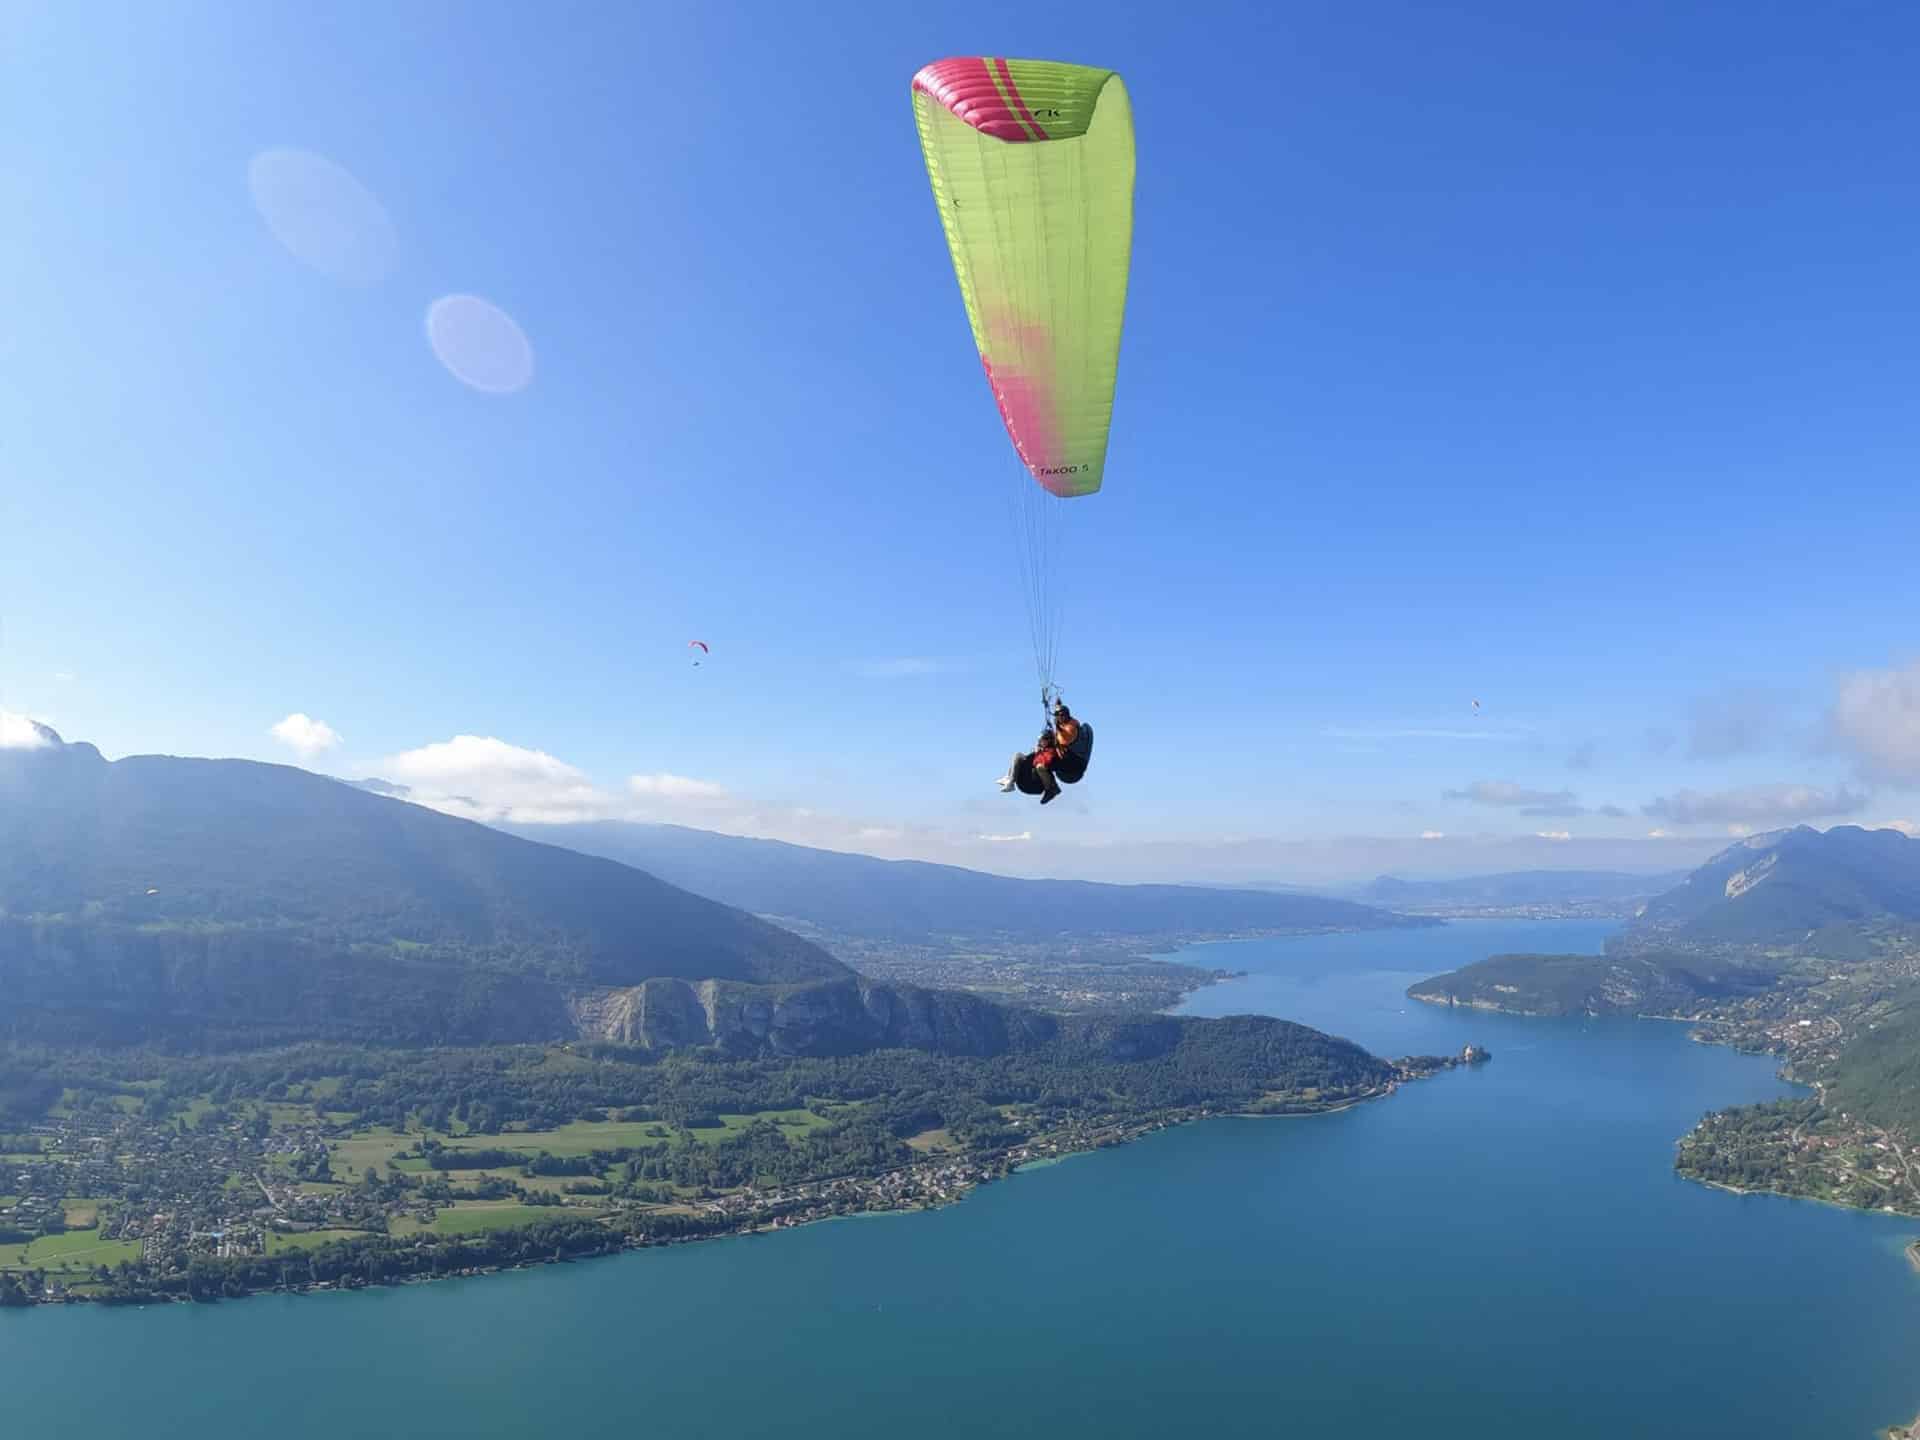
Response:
[996,774,1015,792]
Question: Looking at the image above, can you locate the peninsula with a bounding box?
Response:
[1407,826,1920,1219]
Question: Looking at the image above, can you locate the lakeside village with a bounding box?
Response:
[1661,941,1920,1218]
[0,1046,1489,1306]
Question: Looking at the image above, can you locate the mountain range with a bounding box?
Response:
[0,729,1410,1059]
[1,728,1017,1051]
[17,725,1914,1064]
[1408,825,1920,1015]
[1629,825,1920,945]
[494,819,1421,940]
[1354,869,1686,913]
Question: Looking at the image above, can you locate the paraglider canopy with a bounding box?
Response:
[911,57,1134,712]
[911,57,1133,499]
[688,640,709,668]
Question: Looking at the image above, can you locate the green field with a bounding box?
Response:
[47,1088,142,1119]
[437,1120,663,1157]
[689,1109,839,1147]
[266,1228,371,1255]
[329,1129,415,1177]
[322,1106,848,1182]
[436,1168,588,1197]
[0,1230,142,1273]
[181,1097,225,1129]
[438,1108,839,1159]
[392,1203,587,1237]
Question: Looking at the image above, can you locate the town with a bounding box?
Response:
[1659,938,1920,1216]
[0,1042,1487,1306]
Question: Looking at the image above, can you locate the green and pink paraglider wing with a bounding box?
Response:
[911,58,1135,499]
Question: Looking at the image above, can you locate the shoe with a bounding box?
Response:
[996,774,1015,792]
[1040,785,1060,806]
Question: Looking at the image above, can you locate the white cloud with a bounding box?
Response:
[1535,830,1572,841]
[976,831,1033,843]
[52,671,74,684]
[1647,828,1671,838]
[1641,783,1868,827]
[846,658,943,680]
[628,773,728,802]
[1831,661,1920,782]
[1419,831,1446,840]
[269,712,342,758]
[0,709,54,750]
[369,734,734,827]
[383,735,610,824]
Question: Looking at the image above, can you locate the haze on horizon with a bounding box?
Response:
[4,0,1919,885]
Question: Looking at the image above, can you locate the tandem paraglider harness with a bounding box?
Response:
[1052,719,1092,783]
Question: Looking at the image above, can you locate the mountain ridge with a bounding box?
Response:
[1,730,1007,1051]
[1355,868,1687,915]
[1,732,1401,1065]
[1406,824,1920,1017]
[1627,824,1920,947]
[1,731,843,987]
[495,819,1429,939]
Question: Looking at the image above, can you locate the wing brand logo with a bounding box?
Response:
[1032,107,1063,120]
[1038,464,1084,476]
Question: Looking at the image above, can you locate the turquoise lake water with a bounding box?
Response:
[6,919,1917,1437]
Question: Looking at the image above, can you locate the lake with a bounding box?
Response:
[7,920,1918,1437]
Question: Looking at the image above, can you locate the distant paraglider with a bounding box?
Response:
[688,640,709,668]
[1472,698,1482,717]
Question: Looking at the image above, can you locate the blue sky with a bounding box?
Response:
[4,0,1919,883]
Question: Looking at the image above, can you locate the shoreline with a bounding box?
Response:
[7,1092,1395,1313]
[1683,1174,1920,1222]
[1422,994,1905,1218]
[1226,1095,1373,1119]
[1410,978,1920,1436]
